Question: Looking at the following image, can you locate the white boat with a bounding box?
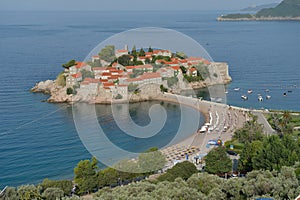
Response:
[241,95,248,100]
[216,98,223,103]
[258,96,263,101]
[234,87,240,91]
[247,90,253,94]
[266,95,271,100]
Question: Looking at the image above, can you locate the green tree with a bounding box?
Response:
[139,48,145,57]
[233,116,265,143]
[131,45,137,57]
[175,52,187,59]
[239,141,263,172]
[180,66,187,74]
[42,188,64,200]
[56,71,66,87]
[17,185,42,200]
[66,87,74,95]
[160,85,168,93]
[98,45,116,62]
[115,94,122,99]
[252,135,300,171]
[117,55,132,66]
[62,60,76,69]
[39,179,73,196]
[148,46,153,52]
[158,161,198,182]
[74,157,98,195]
[205,146,232,174]
[98,167,119,187]
[0,187,18,200]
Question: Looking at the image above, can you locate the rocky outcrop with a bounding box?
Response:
[31,80,73,103]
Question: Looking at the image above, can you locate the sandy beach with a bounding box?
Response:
[155,93,250,168]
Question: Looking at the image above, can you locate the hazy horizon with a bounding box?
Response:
[0,0,281,11]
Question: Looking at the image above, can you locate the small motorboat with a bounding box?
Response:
[216,98,223,103]
[241,95,248,100]
[266,95,271,100]
[265,89,270,93]
[288,90,292,93]
[234,87,240,91]
[258,96,263,101]
[283,92,287,96]
[247,90,253,94]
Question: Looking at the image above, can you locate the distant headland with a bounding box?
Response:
[31,45,231,104]
[218,0,300,21]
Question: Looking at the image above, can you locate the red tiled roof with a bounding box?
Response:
[171,66,180,70]
[116,49,128,53]
[103,82,115,87]
[83,78,99,83]
[153,50,171,54]
[102,72,112,76]
[126,64,153,70]
[108,68,119,72]
[75,62,88,69]
[81,81,89,85]
[109,75,119,79]
[71,72,82,78]
[93,67,107,71]
[189,68,197,72]
[187,57,203,61]
[203,60,211,65]
[140,72,161,79]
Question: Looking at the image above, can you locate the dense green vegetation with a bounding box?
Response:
[62,60,76,69]
[221,13,254,19]
[158,161,198,182]
[221,0,300,19]
[160,84,168,93]
[98,45,116,62]
[56,71,66,87]
[91,167,300,200]
[175,51,187,59]
[204,147,232,174]
[267,111,300,135]
[256,0,300,17]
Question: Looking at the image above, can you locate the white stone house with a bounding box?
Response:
[115,49,129,58]
[66,72,82,87]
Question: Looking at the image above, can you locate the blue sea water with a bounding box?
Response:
[0,10,300,188]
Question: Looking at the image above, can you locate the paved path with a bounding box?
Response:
[253,111,276,135]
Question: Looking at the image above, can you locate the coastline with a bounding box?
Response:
[217,16,300,21]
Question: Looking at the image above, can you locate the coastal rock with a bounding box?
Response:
[31,80,73,103]
[31,80,54,93]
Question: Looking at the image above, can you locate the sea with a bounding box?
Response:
[0,10,299,188]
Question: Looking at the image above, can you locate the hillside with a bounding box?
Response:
[241,3,279,12]
[256,0,300,17]
[218,0,300,20]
